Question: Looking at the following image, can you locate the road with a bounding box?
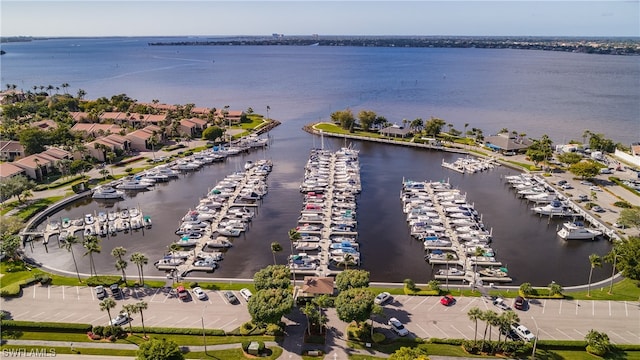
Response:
[2,285,638,345]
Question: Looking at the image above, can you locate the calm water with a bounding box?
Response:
[4,37,635,285]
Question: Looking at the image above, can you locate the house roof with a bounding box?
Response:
[42,147,70,159]
[126,129,154,141]
[300,276,334,295]
[31,119,58,130]
[14,154,52,169]
[0,140,24,153]
[187,117,208,126]
[380,125,412,136]
[71,123,123,134]
[631,145,640,156]
[484,133,533,151]
[69,111,90,121]
[0,163,25,178]
[180,119,197,129]
[192,107,211,114]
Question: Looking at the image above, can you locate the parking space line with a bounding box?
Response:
[592,301,595,316]
[32,311,45,319]
[189,319,202,328]
[411,297,429,311]
[15,311,30,318]
[542,299,546,314]
[573,328,585,338]
[78,286,82,301]
[556,328,571,340]
[428,300,440,312]
[32,287,36,299]
[540,328,556,340]
[430,321,448,337]
[450,324,466,339]
[62,286,65,300]
[625,331,639,342]
[609,330,632,344]
[609,301,612,316]
[575,300,579,315]
[625,301,628,317]
[219,318,238,330]
[57,313,75,322]
[558,299,562,314]
[48,286,50,299]
[75,314,92,322]
[460,298,477,312]
[415,323,431,338]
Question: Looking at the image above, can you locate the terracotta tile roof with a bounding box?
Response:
[188,117,208,126]
[14,154,51,169]
[32,119,58,130]
[69,111,90,121]
[0,140,24,153]
[42,147,70,159]
[71,123,123,134]
[192,107,211,114]
[0,163,25,178]
[126,129,153,140]
[300,276,334,295]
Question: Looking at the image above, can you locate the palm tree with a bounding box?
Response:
[467,307,483,344]
[270,241,283,264]
[130,252,149,285]
[288,228,301,285]
[482,310,498,343]
[464,123,469,138]
[343,253,354,270]
[99,298,116,325]
[83,236,101,277]
[136,301,149,338]
[444,252,455,290]
[77,89,86,100]
[519,282,534,297]
[472,246,484,291]
[61,83,70,94]
[499,310,520,344]
[111,246,128,283]
[548,282,563,296]
[62,235,82,282]
[122,303,138,334]
[587,254,602,297]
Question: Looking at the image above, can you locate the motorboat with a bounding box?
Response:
[119,209,130,219]
[557,221,602,240]
[116,180,151,190]
[84,224,96,237]
[84,213,95,225]
[207,237,233,248]
[92,186,125,200]
[525,192,558,203]
[173,237,200,247]
[478,268,509,277]
[297,224,322,232]
[107,212,118,221]
[143,216,152,228]
[154,257,185,267]
[217,226,243,237]
[97,212,108,223]
[437,267,465,276]
[532,200,574,217]
[61,218,71,228]
[293,241,321,251]
[196,251,224,261]
[98,223,108,237]
[130,218,143,230]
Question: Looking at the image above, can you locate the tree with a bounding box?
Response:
[253,265,291,290]
[519,282,534,297]
[557,152,583,165]
[202,126,224,142]
[617,208,640,230]
[247,288,293,325]
[77,89,86,100]
[585,329,611,356]
[136,301,149,338]
[335,269,370,291]
[270,241,283,265]
[587,254,602,297]
[0,175,35,203]
[130,252,149,285]
[99,297,117,325]
[428,279,441,293]
[548,282,563,296]
[608,236,640,280]
[467,307,483,344]
[83,236,101,277]
[122,303,138,334]
[444,252,455,290]
[357,110,377,131]
[330,109,355,131]
[568,161,600,179]
[62,235,82,281]
[99,168,109,180]
[389,346,429,360]
[498,310,520,344]
[0,235,21,260]
[424,117,446,137]
[526,134,553,168]
[137,338,184,360]
[19,127,48,155]
[335,287,375,326]
[111,246,128,282]
[481,310,498,343]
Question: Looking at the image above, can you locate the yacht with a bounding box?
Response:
[92,186,125,199]
[557,221,603,240]
[532,200,574,217]
[116,180,151,191]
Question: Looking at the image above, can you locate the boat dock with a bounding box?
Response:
[441,157,499,174]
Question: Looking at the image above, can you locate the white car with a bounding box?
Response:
[589,186,602,192]
[192,286,207,300]
[239,288,252,301]
[388,317,409,336]
[511,323,536,342]
[110,313,131,326]
[492,297,511,311]
[374,292,392,305]
[95,285,106,299]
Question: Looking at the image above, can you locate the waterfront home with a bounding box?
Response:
[379,124,412,138]
[178,117,209,137]
[298,276,335,298]
[484,132,533,154]
[86,134,131,161]
[0,140,25,161]
[0,162,25,180]
[70,123,124,138]
[125,125,163,151]
[12,147,71,180]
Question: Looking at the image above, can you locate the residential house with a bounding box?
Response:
[31,119,59,131]
[0,162,26,179]
[71,123,124,138]
[125,125,162,152]
[298,276,335,298]
[13,147,71,180]
[379,124,412,138]
[0,141,25,161]
[178,118,208,138]
[69,111,91,122]
[0,89,26,104]
[215,109,245,125]
[484,132,533,154]
[86,134,131,162]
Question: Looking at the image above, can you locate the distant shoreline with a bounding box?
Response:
[146,36,640,56]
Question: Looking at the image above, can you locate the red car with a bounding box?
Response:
[440,295,456,306]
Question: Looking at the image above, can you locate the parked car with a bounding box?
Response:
[561,183,573,190]
[590,186,602,192]
[493,297,511,311]
[177,286,189,301]
[511,323,536,342]
[440,295,456,306]
[110,312,131,326]
[192,286,207,300]
[501,327,521,341]
[388,317,409,336]
[109,284,121,298]
[374,292,392,305]
[95,285,107,299]
[557,180,568,186]
[577,194,589,202]
[514,296,527,310]
[239,288,253,301]
[224,291,238,304]
[592,205,605,213]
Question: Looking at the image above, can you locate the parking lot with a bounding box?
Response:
[2,287,638,344]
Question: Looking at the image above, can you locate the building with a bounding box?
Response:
[0,162,26,179]
[298,276,335,298]
[31,119,58,131]
[12,147,71,180]
[214,109,245,125]
[178,118,209,137]
[71,123,124,138]
[484,133,533,154]
[0,141,25,161]
[125,125,162,152]
[379,124,412,138]
[86,134,131,161]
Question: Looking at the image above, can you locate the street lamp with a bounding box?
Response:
[201,305,207,354]
[531,316,540,360]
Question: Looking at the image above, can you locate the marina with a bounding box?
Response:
[401,179,513,284]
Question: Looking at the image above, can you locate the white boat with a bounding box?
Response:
[532,200,574,217]
[143,216,152,228]
[437,267,465,276]
[525,192,558,203]
[92,186,125,200]
[293,241,321,251]
[97,212,108,223]
[84,213,95,225]
[207,237,233,248]
[217,226,243,237]
[557,221,603,240]
[155,257,185,267]
[116,180,151,190]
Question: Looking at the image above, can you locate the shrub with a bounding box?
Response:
[613,201,632,208]
[128,326,225,336]
[371,332,385,343]
[265,323,283,336]
[85,276,121,286]
[1,320,92,332]
[91,325,104,337]
[188,282,199,289]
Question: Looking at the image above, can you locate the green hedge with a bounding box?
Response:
[85,276,122,286]
[0,277,40,298]
[128,326,225,336]
[1,320,92,333]
[428,338,464,345]
[537,340,586,350]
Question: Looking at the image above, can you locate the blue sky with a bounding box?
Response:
[2,1,638,37]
